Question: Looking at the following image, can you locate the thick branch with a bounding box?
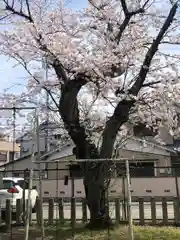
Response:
[115,0,147,44]
[120,0,129,15]
[100,99,134,158]
[59,75,99,159]
[100,2,178,159]
[130,2,177,95]
[115,16,131,44]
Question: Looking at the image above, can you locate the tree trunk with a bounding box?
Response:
[85,182,109,228]
[58,78,112,228]
[81,160,112,228]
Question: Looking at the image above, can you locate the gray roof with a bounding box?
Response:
[0,137,177,169]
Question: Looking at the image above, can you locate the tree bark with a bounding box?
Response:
[82,160,112,228]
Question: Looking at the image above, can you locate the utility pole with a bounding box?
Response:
[35,110,45,240]
[42,57,50,153]
[12,105,15,162]
[0,106,36,161]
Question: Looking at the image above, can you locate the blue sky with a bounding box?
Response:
[0,0,88,94]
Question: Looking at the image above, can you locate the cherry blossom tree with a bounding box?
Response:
[0,0,179,227]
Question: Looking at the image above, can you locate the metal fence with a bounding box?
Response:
[1,160,180,239]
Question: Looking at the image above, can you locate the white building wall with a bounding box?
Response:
[32,177,179,199]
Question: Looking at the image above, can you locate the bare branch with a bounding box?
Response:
[4,0,33,22]
[2,0,68,83]
[0,13,12,21]
[142,0,151,9]
[142,80,161,88]
[25,0,32,20]
[161,40,180,45]
[130,2,178,95]
[116,0,146,44]
[11,54,59,109]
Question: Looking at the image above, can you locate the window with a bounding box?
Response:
[130,162,154,177]
[9,151,14,161]
[133,123,155,137]
[0,180,14,189]
[116,162,155,177]
[0,151,7,161]
[17,180,29,189]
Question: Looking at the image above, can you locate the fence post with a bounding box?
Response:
[22,172,26,224]
[162,197,168,225]
[115,199,120,224]
[150,197,156,225]
[122,176,127,220]
[58,198,64,224]
[5,199,11,231]
[48,198,54,225]
[139,198,145,225]
[29,203,32,226]
[36,198,42,226]
[0,200,2,225]
[105,196,109,217]
[24,168,33,240]
[120,200,123,219]
[175,171,180,201]
[82,199,87,223]
[173,197,180,225]
[71,197,76,232]
[16,199,22,225]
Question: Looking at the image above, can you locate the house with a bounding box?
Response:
[0,138,178,199]
[0,136,178,199]
[1,136,174,177]
[8,120,177,179]
[0,134,20,166]
[16,121,66,158]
